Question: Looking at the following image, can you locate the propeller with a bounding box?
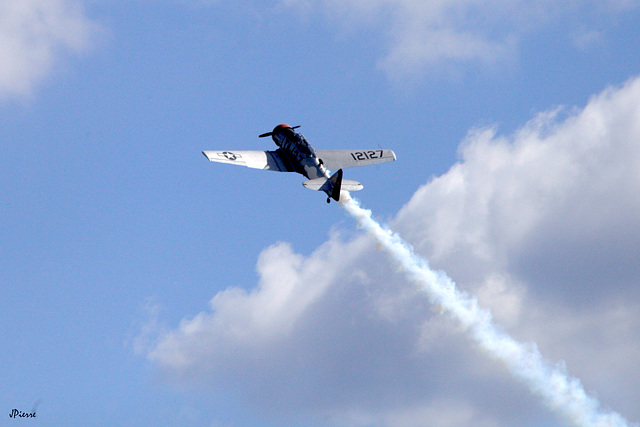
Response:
[259,125,300,138]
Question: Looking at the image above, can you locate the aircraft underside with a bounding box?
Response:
[202,124,395,203]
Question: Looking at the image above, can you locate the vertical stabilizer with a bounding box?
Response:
[302,169,350,203]
[329,169,343,202]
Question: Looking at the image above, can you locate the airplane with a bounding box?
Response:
[202,124,396,203]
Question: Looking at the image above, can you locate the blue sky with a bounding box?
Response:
[3,1,640,426]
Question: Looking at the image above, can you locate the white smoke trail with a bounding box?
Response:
[340,193,632,427]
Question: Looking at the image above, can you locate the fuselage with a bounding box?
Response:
[270,124,330,180]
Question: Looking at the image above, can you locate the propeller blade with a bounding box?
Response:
[258,125,301,138]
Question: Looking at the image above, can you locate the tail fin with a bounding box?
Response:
[302,169,348,202]
[328,169,343,202]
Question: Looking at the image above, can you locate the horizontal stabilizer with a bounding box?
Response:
[303,178,363,192]
[336,179,363,191]
[301,178,326,191]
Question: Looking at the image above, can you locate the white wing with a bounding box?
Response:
[316,149,396,170]
[202,150,293,172]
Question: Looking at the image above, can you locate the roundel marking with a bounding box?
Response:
[221,151,239,161]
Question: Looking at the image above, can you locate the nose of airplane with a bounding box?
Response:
[274,124,292,132]
[269,124,291,142]
[258,124,299,139]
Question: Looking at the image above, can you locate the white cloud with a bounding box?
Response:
[396,77,640,298]
[280,0,640,81]
[0,0,98,100]
[144,76,640,425]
